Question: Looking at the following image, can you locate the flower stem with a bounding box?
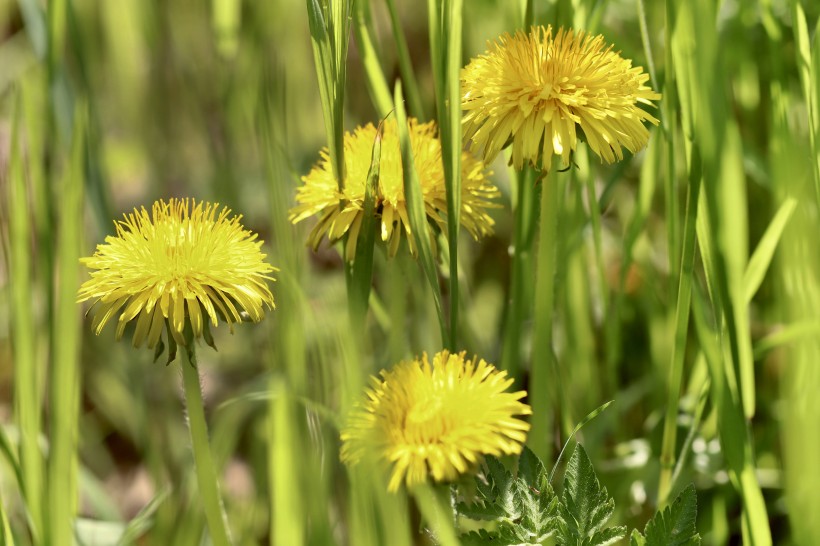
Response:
[182,344,233,546]
[411,483,460,546]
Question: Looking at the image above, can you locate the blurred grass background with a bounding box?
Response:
[1,0,819,544]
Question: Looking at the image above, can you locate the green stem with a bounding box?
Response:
[500,168,538,383]
[657,146,701,507]
[182,344,233,546]
[9,93,44,543]
[384,0,425,119]
[530,168,565,460]
[584,174,608,319]
[411,483,460,546]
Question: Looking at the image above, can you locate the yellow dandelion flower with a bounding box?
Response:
[289,118,499,260]
[340,350,532,492]
[78,198,277,350]
[462,26,661,171]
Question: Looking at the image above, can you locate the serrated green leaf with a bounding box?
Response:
[636,484,701,546]
[518,446,547,491]
[457,451,557,544]
[557,444,625,546]
[630,529,647,546]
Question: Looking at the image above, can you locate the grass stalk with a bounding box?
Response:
[259,69,311,545]
[181,344,233,546]
[46,104,85,545]
[657,145,701,507]
[384,0,425,119]
[353,2,393,118]
[8,92,44,544]
[437,0,463,349]
[394,81,449,346]
[500,167,538,383]
[583,173,608,319]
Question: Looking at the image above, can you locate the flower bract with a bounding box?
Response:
[462,25,661,171]
[290,118,499,260]
[78,198,277,350]
[340,350,532,492]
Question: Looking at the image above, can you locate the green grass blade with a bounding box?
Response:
[394,81,448,346]
[500,167,538,383]
[743,197,797,304]
[0,489,14,546]
[548,400,614,484]
[116,488,170,545]
[8,90,44,544]
[658,145,701,507]
[212,0,241,58]
[353,3,393,118]
[438,0,463,348]
[384,0,425,119]
[790,0,820,203]
[47,103,86,546]
[349,120,383,325]
[305,0,343,185]
[753,321,820,359]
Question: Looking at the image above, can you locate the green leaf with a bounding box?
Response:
[116,488,170,545]
[348,119,382,323]
[743,197,797,304]
[457,449,558,544]
[631,484,701,546]
[393,82,448,346]
[556,444,626,546]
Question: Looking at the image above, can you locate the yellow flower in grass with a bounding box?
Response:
[78,198,277,350]
[289,118,499,260]
[462,26,661,171]
[341,350,531,492]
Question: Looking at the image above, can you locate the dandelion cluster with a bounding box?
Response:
[341,350,532,491]
[289,118,499,260]
[462,25,661,171]
[78,198,277,350]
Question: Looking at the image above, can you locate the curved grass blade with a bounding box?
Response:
[549,400,614,484]
[349,119,383,325]
[393,82,448,346]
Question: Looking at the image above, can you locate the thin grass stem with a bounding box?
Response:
[658,145,701,507]
[384,0,425,119]
[181,344,233,546]
[8,91,44,544]
[46,104,85,545]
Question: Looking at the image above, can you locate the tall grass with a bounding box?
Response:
[0,0,818,544]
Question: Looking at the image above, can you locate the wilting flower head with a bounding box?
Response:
[78,198,277,350]
[462,26,661,171]
[341,350,531,492]
[289,118,499,260]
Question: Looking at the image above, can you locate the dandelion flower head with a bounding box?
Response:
[289,118,499,260]
[340,350,531,492]
[462,26,661,171]
[78,198,277,350]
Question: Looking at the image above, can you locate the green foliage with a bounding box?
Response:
[457,446,699,546]
[555,445,625,546]
[630,485,701,546]
[457,447,559,545]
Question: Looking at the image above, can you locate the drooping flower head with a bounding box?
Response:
[290,118,499,260]
[78,198,277,351]
[462,26,661,171]
[341,350,531,492]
